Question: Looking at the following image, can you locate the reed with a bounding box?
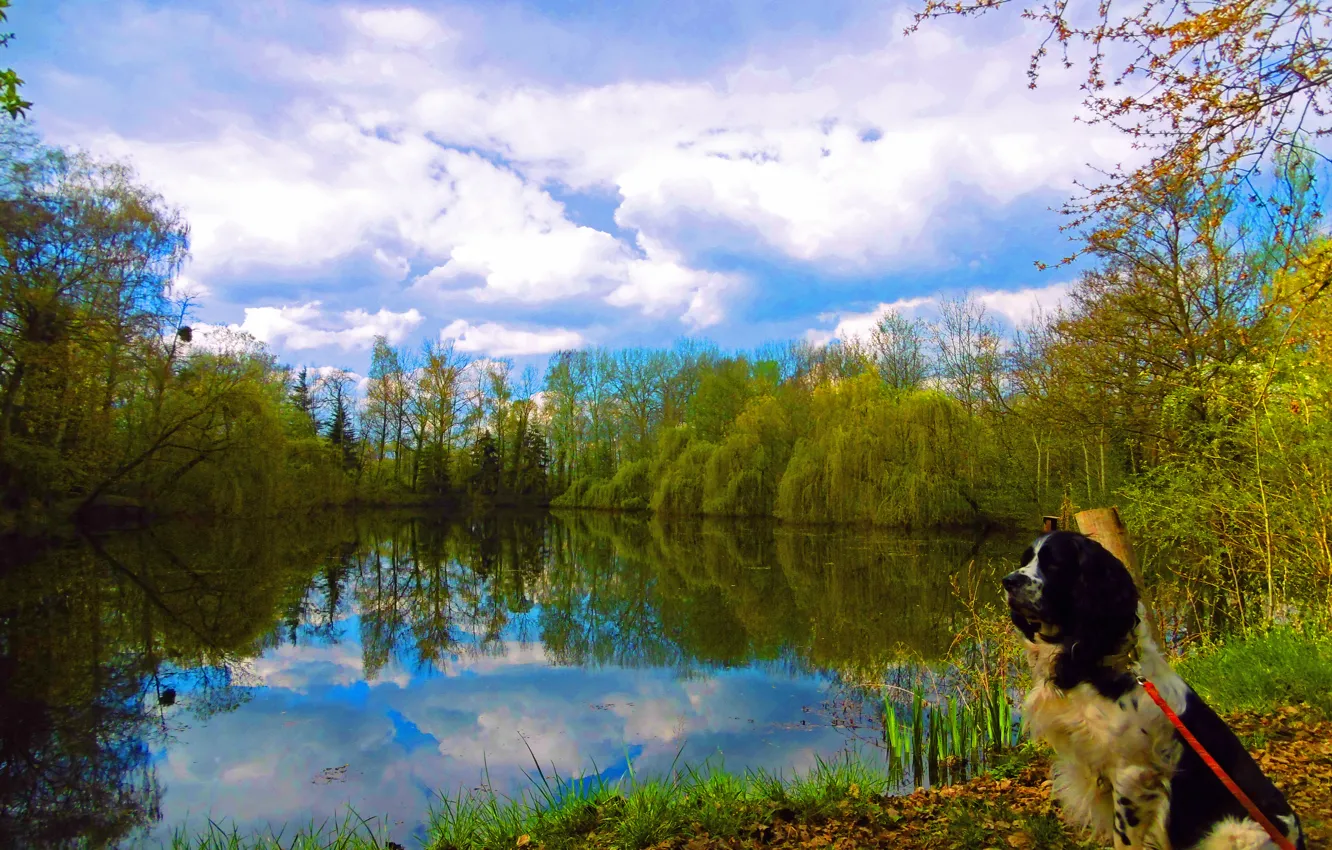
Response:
[880,679,1019,787]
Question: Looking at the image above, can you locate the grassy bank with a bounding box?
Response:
[167,627,1332,850]
[170,704,1331,850]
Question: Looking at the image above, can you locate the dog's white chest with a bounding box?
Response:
[1027,681,1173,771]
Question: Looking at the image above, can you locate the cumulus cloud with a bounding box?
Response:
[64,2,1131,333]
[442,319,586,357]
[976,282,1074,325]
[197,301,423,352]
[806,281,1072,345]
[345,7,454,48]
[250,643,412,692]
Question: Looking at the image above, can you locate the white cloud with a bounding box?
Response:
[167,273,210,301]
[805,296,932,346]
[442,319,585,357]
[411,151,628,302]
[345,8,454,48]
[373,248,411,280]
[806,282,1072,344]
[976,282,1073,326]
[396,22,1136,267]
[197,301,423,352]
[63,4,1134,331]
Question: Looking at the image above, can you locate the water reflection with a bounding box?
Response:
[0,512,1011,847]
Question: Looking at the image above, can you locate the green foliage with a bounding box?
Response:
[553,459,653,511]
[1174,626,1332,717]
[701,393,792,516]
[648,428,716,515]
[0,133,355,522]
[0,1,30,120]
[685,357,755,442]
[774,376,988,527]
[170,812,393,850]
[428,750,898,850]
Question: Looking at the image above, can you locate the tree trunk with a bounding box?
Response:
[1075,506,1165,649]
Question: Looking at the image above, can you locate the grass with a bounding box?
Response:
[1174,624,1332,717]
[164,627,1332,850]
[164,671,1027,850]
[427,748,903,850]
[168,810,396,849]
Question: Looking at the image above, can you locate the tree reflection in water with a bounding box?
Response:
[0,511,1008,846]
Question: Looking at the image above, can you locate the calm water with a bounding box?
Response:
[0,511,1018,848]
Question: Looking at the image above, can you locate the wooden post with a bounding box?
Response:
[1042,516,1059,533]
[1075,506,1164,647]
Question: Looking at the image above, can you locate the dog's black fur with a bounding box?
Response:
[1004,531,1305,849]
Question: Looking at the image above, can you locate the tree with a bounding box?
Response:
[469,429,502,502]
[1015,152,1324,460]
[931,295,1004,414]
[869,310,930,391]
[291,366,320,434]
[611,348,663,459]
[908,0,1332,261]
[320,369,359,470]
[411,339,466,495]
[0,1,30,120]
[0,134,189,505]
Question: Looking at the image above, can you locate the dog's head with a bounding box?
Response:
[1002,531,1139,652]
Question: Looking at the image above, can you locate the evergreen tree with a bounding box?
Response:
[469,431,501,502]
[291,366,320,434]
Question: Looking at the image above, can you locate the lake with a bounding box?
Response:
[0,510,1020,848]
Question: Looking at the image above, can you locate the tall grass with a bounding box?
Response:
[1174,624,1332,717]
[168,810,394,850]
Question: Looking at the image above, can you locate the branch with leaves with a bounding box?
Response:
[907,0,1331,263]
[0,1,29,119]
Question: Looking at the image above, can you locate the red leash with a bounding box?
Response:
[1138,677,1297,850]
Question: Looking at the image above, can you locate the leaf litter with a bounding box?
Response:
[520,705,1330,849]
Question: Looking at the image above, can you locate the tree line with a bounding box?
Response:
[3,123,1330,627]
[542,155,1332,628]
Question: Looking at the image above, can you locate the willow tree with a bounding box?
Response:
[0,133,189,506]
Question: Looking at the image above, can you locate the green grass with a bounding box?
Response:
[1174,624,1332,717]
[169,810,395,850]
[426,748,901,850]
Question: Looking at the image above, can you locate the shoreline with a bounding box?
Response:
[170,704,1330,850]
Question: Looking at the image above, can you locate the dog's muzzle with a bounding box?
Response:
[1002,570,1043,614]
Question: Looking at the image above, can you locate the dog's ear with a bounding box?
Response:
[1053,535,1139,689]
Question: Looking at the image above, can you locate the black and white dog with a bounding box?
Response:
[1002,531,1304,850]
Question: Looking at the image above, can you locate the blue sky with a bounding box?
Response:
[7,0,1126,376]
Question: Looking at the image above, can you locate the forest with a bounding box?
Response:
[2,115,1330,630]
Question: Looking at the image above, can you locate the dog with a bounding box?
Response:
[1002,531,1304,850]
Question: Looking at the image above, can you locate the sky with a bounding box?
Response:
[7,0,1130,377]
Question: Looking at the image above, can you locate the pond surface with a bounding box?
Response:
[0,510,1021,848]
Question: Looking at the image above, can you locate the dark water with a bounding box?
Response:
[0,510,1019,848]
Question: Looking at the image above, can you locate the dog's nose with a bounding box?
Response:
[1002,572,1030,592]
